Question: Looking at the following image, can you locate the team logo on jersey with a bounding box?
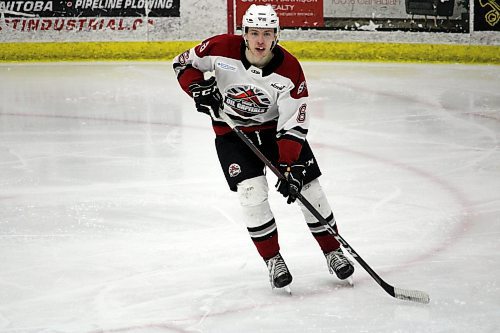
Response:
[228,163,241,177]
[178,50,190,66]
[297,81,307,95]
[224,85,271,117]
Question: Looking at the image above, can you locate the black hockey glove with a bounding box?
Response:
[188,77,223,118]
[276,163,306,204]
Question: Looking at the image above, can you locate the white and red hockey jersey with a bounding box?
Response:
[173,34,309,164]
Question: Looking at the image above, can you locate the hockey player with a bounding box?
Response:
[173,4,354,290]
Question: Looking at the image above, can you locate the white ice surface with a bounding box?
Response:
[0,62,499,332]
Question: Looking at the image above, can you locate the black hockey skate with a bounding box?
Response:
[265,253,293,289]
[325,248,354,280]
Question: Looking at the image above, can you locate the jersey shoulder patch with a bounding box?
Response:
[194,34,243,61]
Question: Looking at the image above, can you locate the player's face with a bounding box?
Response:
[245,28,276,65]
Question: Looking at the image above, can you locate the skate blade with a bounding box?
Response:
[345,276,354,286]
[272,285,292,295]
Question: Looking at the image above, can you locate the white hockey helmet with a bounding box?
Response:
[242,5,280,46]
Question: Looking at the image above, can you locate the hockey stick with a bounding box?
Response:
[219,112,430,304]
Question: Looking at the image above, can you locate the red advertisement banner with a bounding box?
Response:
[235,0,324,28]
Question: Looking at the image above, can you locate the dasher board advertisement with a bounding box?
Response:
[0,0,180,39]
[474,0,500,31]
[235,0,324,28]
[0,0,180,17]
